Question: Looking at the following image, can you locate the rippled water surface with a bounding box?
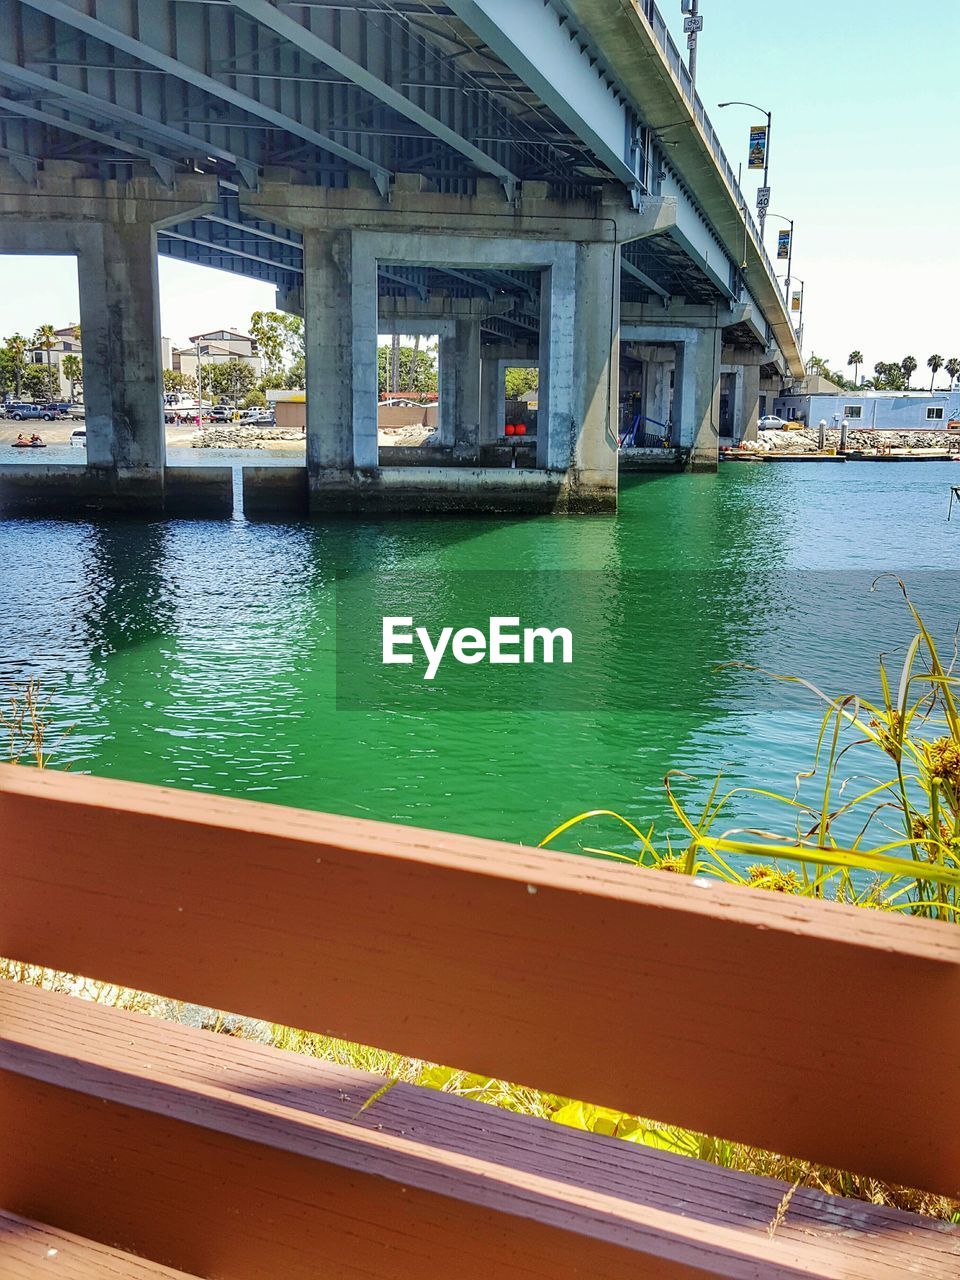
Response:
[2,462,959,853]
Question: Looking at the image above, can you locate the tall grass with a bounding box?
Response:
[541,578,960,922]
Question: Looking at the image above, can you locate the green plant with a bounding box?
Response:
[0,678,72,768]
[541,580,960,924]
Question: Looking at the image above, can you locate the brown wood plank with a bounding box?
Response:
[1,764,959,1195]
[2,981,958,1280]
[0,1209,199,1277]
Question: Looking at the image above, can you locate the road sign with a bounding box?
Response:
[756,186,771,210]
[687,32,696,48]
[683,15,703,31]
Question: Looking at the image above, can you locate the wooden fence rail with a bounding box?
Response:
[0,763,958,1277]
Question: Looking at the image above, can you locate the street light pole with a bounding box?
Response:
[718,100,772,237]
[195,338,203,426]
[681,1,703,87]
[767,213,794,303]
[789,276,805,363]
[688,0,699,86]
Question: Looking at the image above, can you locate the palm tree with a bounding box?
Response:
[3,333,28,398]
[847,350,863,386]
[33,323,59,402]
[945,358,960,390]
[61,353,82,402]
[927,354,944,392]
[900,355,918,389]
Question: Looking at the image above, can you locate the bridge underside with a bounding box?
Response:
[0,0,794,515]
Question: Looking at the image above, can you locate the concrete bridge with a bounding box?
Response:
[0,0,803,514]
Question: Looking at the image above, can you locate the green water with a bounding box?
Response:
[2,463,959,856]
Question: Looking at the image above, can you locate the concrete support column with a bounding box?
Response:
[77,220,164,475]
[439,318,481,458]
[303,228,376,476]
[643,360,673,434]
[674,327,722,470]
[480,356,501,446]
[566,241,620,502]
[739,362,762,442]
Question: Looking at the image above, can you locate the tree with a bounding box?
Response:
[927,354,944,391]
[504,367,539,398]
[249,310,304,375]
[204,359,258,406]
[805,355,847,388]
[22,364,52,401]
[3,333,28,398]
[285,356,305,390]
[33,323,59,401]
[242,388,267,409]
[900,355,917,389]
[945,358,960,389]
[376,345,438,396]
[163,369,196,397]
[847,350,863,386]
[61,353,82,401]
[872,361,907,391]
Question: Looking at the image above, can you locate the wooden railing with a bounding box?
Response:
[1,763,958,1277]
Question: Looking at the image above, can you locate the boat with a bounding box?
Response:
[11,440,46,448]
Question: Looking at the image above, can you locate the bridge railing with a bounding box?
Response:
[638,0,783,295]
[0,764,957,1276]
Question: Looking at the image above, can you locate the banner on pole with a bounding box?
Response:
[777,230,791,259]
[791,291,802,313]
[748,125,768,170]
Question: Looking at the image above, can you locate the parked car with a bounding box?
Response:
[757,415,787,431]
[3,402,55,421]
[70,429,87,448]
[209,405,233,422]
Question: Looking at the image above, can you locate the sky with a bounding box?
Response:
[0,0,957,379]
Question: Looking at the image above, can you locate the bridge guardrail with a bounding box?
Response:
[638,0,784,296]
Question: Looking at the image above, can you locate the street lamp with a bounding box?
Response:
[766,212,794,303]
[718,100,772,235]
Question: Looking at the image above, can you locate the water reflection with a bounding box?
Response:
[0,465,958,853]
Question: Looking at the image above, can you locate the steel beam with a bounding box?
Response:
[163,228,303,273]
[0,141,36,182]
[203,214,302,250]
[20,0,392,195]
[379,267,428,301]
[0,59,258,187]
[0,93,175,184]
[621,256,670,299]
[157,234,295,286]
[444,0,642,193]
[230,0,520,197]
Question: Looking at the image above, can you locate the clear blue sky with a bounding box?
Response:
[0,0,956,379]
[681,0,960,378]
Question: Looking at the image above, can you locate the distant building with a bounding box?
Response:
[774,389,960,432]
[172,329,263,380]
[25,324,82,398]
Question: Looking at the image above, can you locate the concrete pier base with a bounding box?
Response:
[302,466,613,516]
[242,467,310,518]
[0,466,232,518]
